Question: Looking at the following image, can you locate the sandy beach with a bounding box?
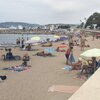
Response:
[0,36,99,100]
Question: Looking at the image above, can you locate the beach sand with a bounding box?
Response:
[0,36,99,100]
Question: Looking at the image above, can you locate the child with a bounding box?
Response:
[22,54,30,67]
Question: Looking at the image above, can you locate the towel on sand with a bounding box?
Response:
[62,66,72,71]
[48,85,79,93]
[2,65,30,72]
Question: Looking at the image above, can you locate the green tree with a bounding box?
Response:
[85,12,100,29]
[58,25,70,29]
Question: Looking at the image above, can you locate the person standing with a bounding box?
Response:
[69,47,75,65]
[92,33,95,41]
[21,37,25,48]
[69,36,74,48]
[65,47,71,64]
[18,37,20,45]
[80,36,85,51]
[91,57,98,73]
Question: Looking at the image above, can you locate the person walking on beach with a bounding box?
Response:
[69,36,74,48]
[92,33,95,41]
[21,37,25,48]
[80,36,85,51]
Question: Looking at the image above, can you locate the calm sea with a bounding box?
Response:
[0,34,58,44]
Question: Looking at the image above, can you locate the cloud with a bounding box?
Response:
[41,0,82,12]
[0,0,100,24]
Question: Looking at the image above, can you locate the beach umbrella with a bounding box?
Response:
[54,35,60,39]
[60,36,68,41]
[44,47,55,53]
[25,39,39,44]
[25,36,41,44]
[80,48,100,57]
[31,36,41,41]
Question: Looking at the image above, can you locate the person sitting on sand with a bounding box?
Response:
[71,58,82,70]
[42,39,52,47]
[89,57,98,72]
[56,47,65,52]
[42,42,52,47]
[22,53,30,67]
[26,44,32,51]
[5,48,14,60]
[80,61,89,75]
[81,57,98,75]
[69,36,74,48]
[37,51,45,56]
[36,51,52,57]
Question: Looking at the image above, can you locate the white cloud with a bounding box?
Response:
[41,0,82,12]
[0,0,100,24]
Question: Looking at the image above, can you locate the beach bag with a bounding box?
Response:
[0,75,7,80]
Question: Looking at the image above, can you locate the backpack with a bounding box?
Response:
[0,75,7,80]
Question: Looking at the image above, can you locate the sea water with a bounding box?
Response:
[0,34,58,44]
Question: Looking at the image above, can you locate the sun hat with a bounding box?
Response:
[78,57,82,61]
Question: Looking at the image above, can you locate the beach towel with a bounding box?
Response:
[69,54,75,64]
[48,85,79,93]
[2,65,29,72]
[62,66,72,71]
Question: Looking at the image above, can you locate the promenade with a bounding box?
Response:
[0,29,53,34]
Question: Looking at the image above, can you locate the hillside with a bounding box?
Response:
[0,22,42,28]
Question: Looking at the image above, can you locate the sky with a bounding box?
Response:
[0,0,100,25]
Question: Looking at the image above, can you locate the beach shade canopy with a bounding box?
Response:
[44,47,55,53]
[80,48,100,57]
